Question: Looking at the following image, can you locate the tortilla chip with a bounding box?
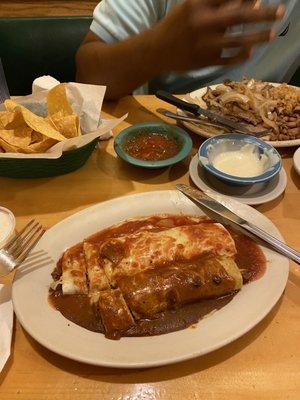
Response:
[0,137,20,153]
[3,100,17,112]
[4,100,65,141]
[0,127,32,148]
[0,84,81,155]
[47,83,73,116]
[0,111,11,128]
[50,113,80,138]
[3,136,57,154]
[45,115,57,129]
[75,115,81,136]
[0,110,25,129]
[30,131,44,144]
[27,138,57,153]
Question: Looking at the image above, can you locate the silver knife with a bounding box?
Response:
[176,184,300,265]
[156,90,259,135]
[157,108,230,130]
[157,109,271,138]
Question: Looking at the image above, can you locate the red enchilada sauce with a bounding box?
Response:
[49,215,266,339]
[228,228,266,282]
[123,132,182,161]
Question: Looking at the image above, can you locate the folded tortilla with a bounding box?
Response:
[83,241,110,295]
[98,288,135,336]
[118,256,242,318]
[60,245,88,295]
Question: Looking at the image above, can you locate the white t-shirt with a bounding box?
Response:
[91,0,299,93]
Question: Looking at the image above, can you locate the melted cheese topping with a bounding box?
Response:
[61,247,88,294]
[101,223,236,281]
[83,241,110,293]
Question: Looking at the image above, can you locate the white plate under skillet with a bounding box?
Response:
[189,155,287,206]
[12,190,289,368]
[178,83,300,148]
[293,147,300,175]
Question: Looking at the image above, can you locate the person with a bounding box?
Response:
[76,0,299,99]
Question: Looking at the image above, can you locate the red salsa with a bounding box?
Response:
[124,132,182,161]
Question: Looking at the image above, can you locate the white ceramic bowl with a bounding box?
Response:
[199,134,282,186]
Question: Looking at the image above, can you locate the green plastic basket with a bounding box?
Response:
[0,138,98,179]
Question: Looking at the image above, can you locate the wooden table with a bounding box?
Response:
[0,96,299,399]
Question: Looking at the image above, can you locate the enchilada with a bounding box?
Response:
[49,214,265,339]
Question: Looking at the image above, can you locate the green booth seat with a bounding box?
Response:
[0,16,92,95]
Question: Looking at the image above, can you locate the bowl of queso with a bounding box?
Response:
[114,122,193,169]
[198,134,282,186]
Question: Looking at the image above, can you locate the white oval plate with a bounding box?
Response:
[178,83,300,148]
[12,191,289,368]
[189,155,287,205]
[293,147,300,175]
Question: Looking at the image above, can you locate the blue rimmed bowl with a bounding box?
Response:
[114,122,193,169]
[198,134,282,186]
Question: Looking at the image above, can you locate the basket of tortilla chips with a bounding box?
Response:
[0,80,124,178]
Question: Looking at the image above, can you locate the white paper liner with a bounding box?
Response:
[0,284,13,373]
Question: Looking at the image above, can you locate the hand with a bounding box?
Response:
[152,0,285,72]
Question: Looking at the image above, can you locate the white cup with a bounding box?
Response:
[0,207,16,249]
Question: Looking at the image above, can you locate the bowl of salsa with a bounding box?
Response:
[114,122,193,169]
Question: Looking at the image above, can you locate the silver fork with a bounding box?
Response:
[0,220,45,277]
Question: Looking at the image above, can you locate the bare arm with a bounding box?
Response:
[76,29,163,100]
[76,0,284,100]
